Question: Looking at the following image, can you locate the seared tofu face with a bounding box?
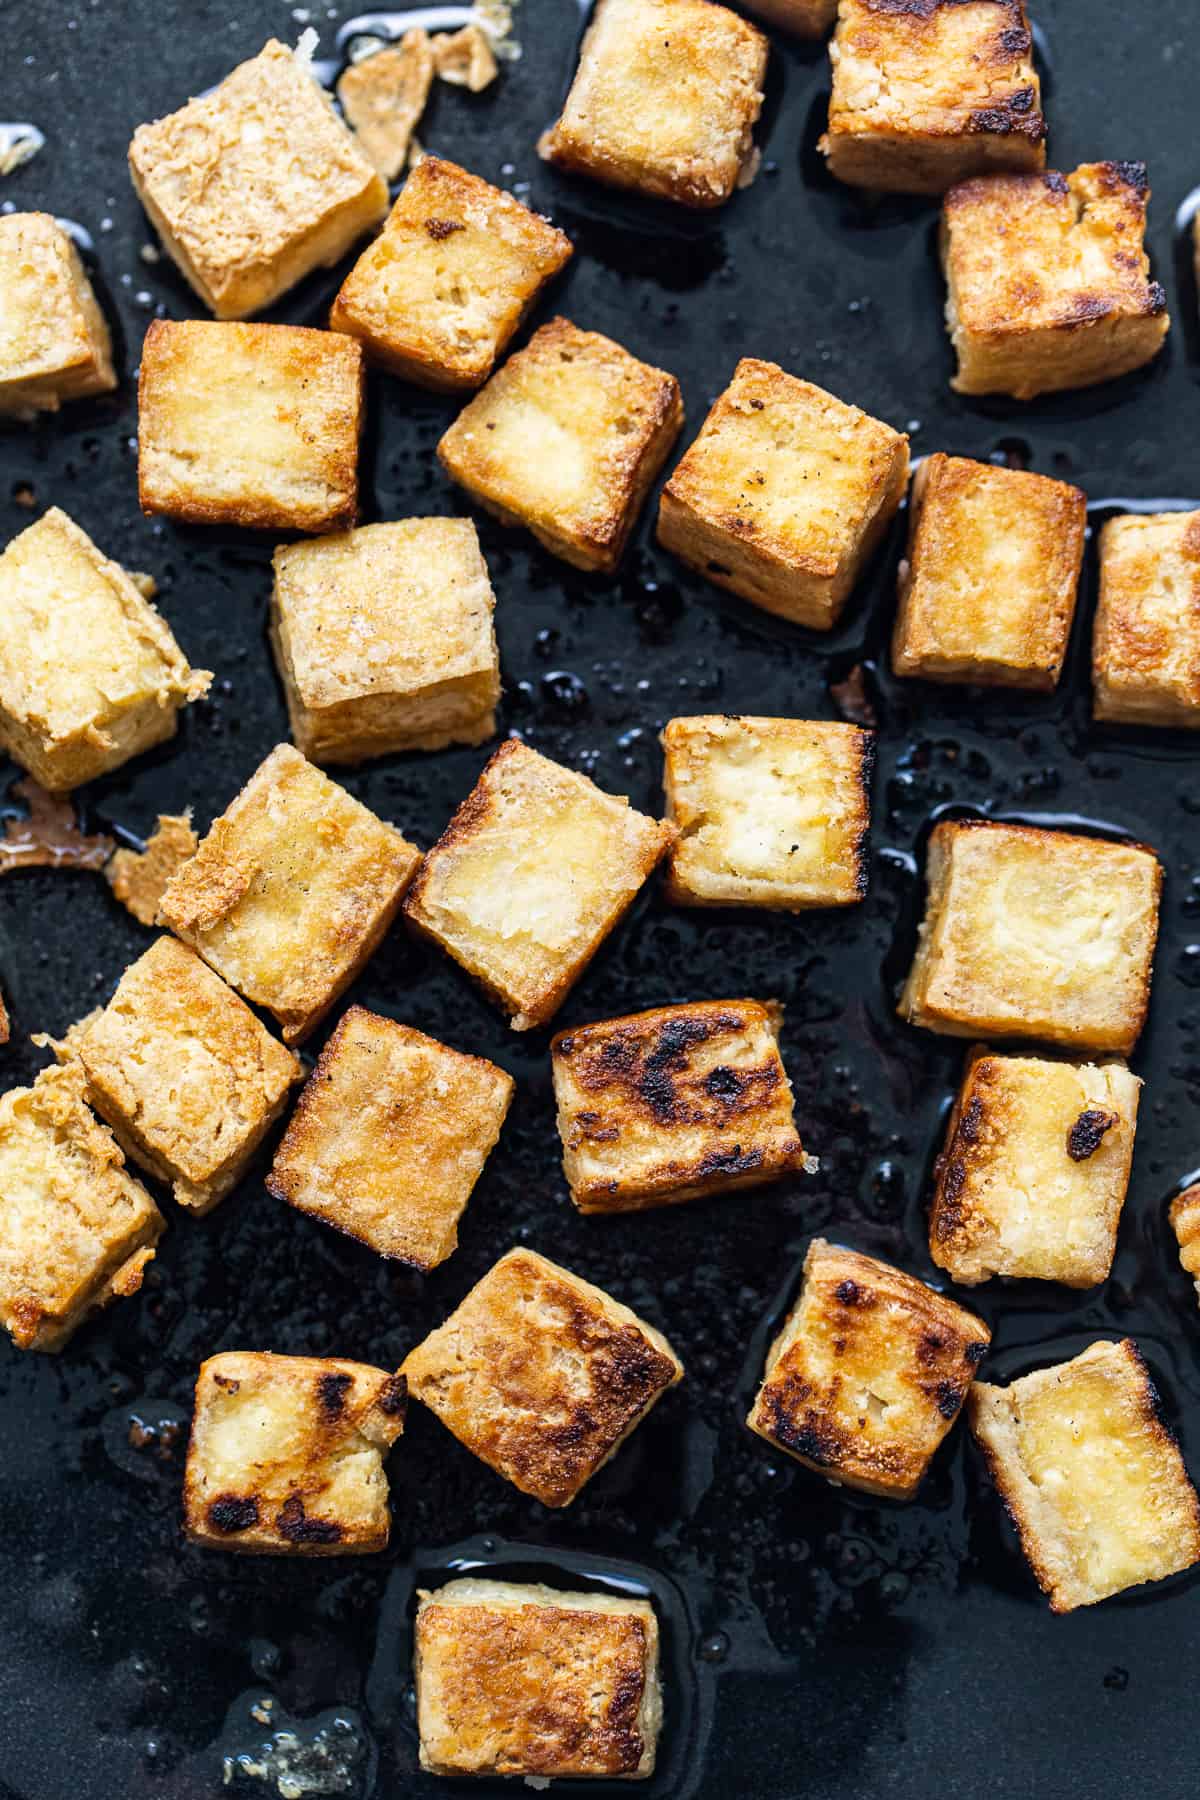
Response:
[0,213,116,418]
[183,1351,407,1555]
[1093,511,1200,727]
[970,1340,1200,1611]
[1170,1185,1200,1303]
[415,1579,662,1779]
[747,1238,990,1498]
[401,1247,683,1507]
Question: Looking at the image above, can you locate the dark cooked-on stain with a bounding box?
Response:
[207,1494,260,1533]
[275,1494,343,1545]
[1067,1107,1119,1161]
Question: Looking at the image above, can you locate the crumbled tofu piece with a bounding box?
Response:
[336,30,434,182]
[1093,510,1200,728]
[432,25,499,91]
[1170,1185,1200,1304]
[0,212,117,418]
[739,0,835,36]
[0,989,8,1045]
[0,123,44,177]
[105,812,199,926]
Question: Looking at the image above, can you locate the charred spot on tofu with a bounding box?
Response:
[207,1494,261,1534]
[1067,1108,1119,1161]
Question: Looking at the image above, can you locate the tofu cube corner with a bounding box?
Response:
[1168,1185,1200,1305]
[0,212,117,418]
[1093,510,1200,728]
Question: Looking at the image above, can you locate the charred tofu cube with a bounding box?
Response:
[1093,511,1200,728]
[402,1247,683,1506]
[403,739,675,1031]
[183,1350,406,1554]
[747,1237,990,1498]
[740,0,836,37]
[137,319,365,534]
[892,455,1087,690]
[970,1339,1200,1611]
[0,507,209,792]
[0,212,116,418]
[330,156,573,391]
[0,1062,163,1352]
[661,714,873,908]
[929,1048,1140,1287]
[415,1579,662,1779]
[270,518,500,764]
[158,744,421,1044]
[438,317,683,573]
[942,163,1170,399]
[128,38,387,319]
[657,359,908,630]
[1170,1186,1200,1304]
[540,0,767,210]
[900,820,1162,1055]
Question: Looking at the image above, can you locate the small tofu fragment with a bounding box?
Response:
[105,812,199,926]
[415,1578,661,1779]
[402,1246,683,1506]
[739,0,836,37]
[1170,1185,1200,1304]
[432,25,499,90]
[336,31,434,182]
[0,212,116,418]
[403,739,675,1031]
[657,359,908,630]
[0,989,8,1045]
[1093,510,1200,728]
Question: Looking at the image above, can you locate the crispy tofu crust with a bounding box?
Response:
[438,317,683,573]
[183,1350,407,1555]
[0,213,116,418]
[740,0,836,36]
[401,1247,683,1506]
[657,359,909,630]
[747,1238,990,1498]
[336,32,433,182]
[105,813,199,926]
[1169,1184,1200,1304]
[970,1339,1200,1612]
[1093,511,1200,728]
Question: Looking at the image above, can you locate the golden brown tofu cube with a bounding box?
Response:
[403,739,675,1031]
[0,1062,163,1352]
[158,744,421,1044]
[740,0,836,37]
[183,1350,406,1555]
[105,813,199,927]
[438,317,683,573]
[1170,1185,1200,1304]
[540,0,767,209]
[657,359,908,630]
[746,1237,989,1498]
[270,518,500,764]
[0,213,116,418]
[402,1247,683,1506]
[661,714,873,908]
[942,162,1170,399]
[267,1006,513,1268]
[970,1339,1200,1612]
[128,38,387,319]
[137,319,365,534]
[929,1048,1140,1287]
[892,455,1087,690]
[1093,511,1200,728]
[900,820,1162,1055]
[330,156,573,391]
[415,1579,662,1780]
[0,507,210,792]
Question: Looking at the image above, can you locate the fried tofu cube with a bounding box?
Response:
[438,317,683,573]
[128,38,387,320]
[183,1350,407,1554]
[1093,511,1200,728]
[158,744,421,1044]
[403,739,675,1031]
[970,1339,1200,1611]
[892,455,1087,690]
[929,1048,1140,1287]
[402,1247,683,1506]
[746,1237,989,1498]
[739,0,835,37]
[137,319,365,534]
[330,156,573,392]
[661,714,873,908]
[270,518,500,764]
[657,359,908,630]
[1170,1186,1200,1304]
[942,162,1170,399]
[0,213,116,418]
[415,1579,662,1779]
[0,1062,163,1352]
[540,0,767,210]
[900,821,1162,1055]
[0,507,210,792]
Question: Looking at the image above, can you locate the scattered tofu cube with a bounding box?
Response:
[1093,511,1200,728]
[137,319,366,534]
[0,507,210,792]
[739,0,836,37]
[270,518,500,764]
[403,739,675,1031]
[657,359,908,630]
[402,1246,683,1506]
[661,714,874,908]
[105,812,199,927]
[183,1350,407,1554]
[942,162,1170,399]
[970,1339,1200,1611]
[1170,1185,1200,1305]
[746,1237,990,1498]
[438,317,683,573]
[336,31,434,182]
[128,37,388,319]
[0,212,117,418]
[900,820,1162,1055]
[415,1579,662,1779]
[892,455,1087,690]
[158,743,421,1044]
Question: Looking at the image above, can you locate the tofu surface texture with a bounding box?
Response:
[1169,1185,1200,1304]
[0,212,117,417]
[1093,510,1200,727]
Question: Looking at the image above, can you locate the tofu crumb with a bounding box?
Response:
[434,25,499,91]
[337,32,435,181]
[0,124,44,176]
[105,812,199,927]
